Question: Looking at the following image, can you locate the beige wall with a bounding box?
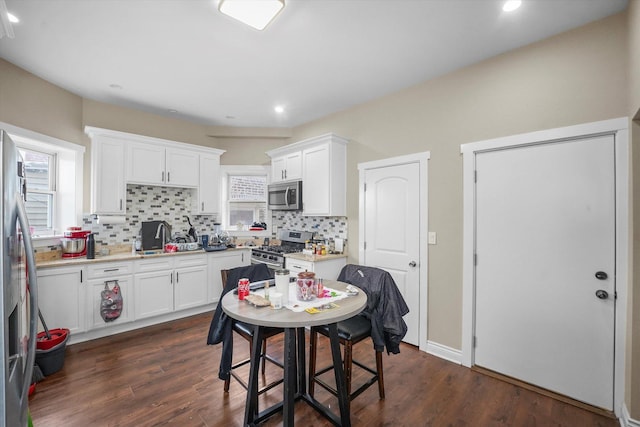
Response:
[292,12,628,352]
[0,7,636,418]
[0,59,84,145]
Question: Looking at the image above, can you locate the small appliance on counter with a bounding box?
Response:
[60,227,91,258]
[141,221,171,251]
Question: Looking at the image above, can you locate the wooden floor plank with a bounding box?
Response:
[28,313,619,427]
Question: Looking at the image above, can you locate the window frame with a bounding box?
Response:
[220,165,271,238]
[2,121,85,245]
[17,146,57,235]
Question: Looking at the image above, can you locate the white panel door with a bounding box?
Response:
[474,135,616,410]
[363,162,420,345]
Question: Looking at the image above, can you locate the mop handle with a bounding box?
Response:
[38,310,51,340]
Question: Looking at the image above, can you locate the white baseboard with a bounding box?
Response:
[621,403,640,427]
[426,340,462,364]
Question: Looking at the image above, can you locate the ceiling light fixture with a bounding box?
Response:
[274,105,285,114]
[218,0,284,31]
[503,0,522,12]
[0,0,15,38]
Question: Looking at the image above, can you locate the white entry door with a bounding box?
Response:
[360,160,422,346]
[473,135,616,410]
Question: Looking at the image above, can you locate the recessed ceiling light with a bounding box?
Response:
[274,105,285,114]
[218,0,284,31]
[7,13,19,24]
[503,0,522,12]
[167,109,178,114]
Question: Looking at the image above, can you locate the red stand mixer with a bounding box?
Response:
[60,227,91,258]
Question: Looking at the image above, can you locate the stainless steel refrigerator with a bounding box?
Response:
[1,130,38,426]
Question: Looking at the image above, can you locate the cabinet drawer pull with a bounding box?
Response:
[103,268,120,273]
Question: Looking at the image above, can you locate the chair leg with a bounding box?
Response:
[375,350,385,399]
[344,340,353,399]
[308,328,318,397]
[261,340,267,375]
[224,377,230,392]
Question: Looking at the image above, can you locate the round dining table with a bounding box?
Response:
[222,279,367,427]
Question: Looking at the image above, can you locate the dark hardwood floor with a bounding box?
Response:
[28,313,618,427]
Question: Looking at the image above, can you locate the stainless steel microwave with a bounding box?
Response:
[268,180,302,211]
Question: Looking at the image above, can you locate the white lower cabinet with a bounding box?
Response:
[134,253,208,320]
[208,248,250,303]
[85,261,133,330]
[86,276,132,330]
[37,265,86,335]
[174,255,208,310]
[285,256,347,281]
[134,269,174,319]
[36,249,250,344]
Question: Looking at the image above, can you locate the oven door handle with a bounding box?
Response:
[252,258,284,268]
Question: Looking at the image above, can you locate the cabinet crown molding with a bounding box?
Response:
[265,133,348,159]
[84,126,226,155]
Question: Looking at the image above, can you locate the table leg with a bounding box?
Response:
[244,325,263,426]
[296,327,306,395]
[328,323,351,427]
[283,328,297,426]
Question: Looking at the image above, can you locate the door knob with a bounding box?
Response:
[595,271,608,280]
[409,261,417,267]
[595,289,609,300]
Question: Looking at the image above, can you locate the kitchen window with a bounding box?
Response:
[220,166,270,234]
[17,147,56,234]
[3,122,85,241]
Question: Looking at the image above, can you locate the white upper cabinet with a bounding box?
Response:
[268,133,348,216]
[86,131,127,215]
[127,144,199,187]
[270,151,302,183]
[85,127,225,216]
[166,148,200,187]
[195,153,221,215]
[127,142,166,185]
[302,135,347,216]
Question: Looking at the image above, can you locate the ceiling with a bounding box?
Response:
[0,0,628,129]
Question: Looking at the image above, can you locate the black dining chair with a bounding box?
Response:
[308,264,409,406]
[207,263,284,395]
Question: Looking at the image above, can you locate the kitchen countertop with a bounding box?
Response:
[284,252,347,262]
[36,246,250,269]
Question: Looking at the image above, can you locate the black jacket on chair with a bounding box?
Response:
[206,263,273,381]
[337,264,409,354]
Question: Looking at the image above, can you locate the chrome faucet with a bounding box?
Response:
[154,222,167,245]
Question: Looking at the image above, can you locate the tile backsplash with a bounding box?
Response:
[272,211,347,242]
[32,184,349,254]
[74,184,348,248]
[82,184,220,247]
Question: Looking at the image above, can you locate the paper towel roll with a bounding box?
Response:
[96,215,126,224]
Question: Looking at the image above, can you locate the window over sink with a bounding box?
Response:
[220,166,270,235]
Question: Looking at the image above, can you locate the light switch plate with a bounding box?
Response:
[428,232,437,245]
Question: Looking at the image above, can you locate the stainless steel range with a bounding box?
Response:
[251,229,313,271]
